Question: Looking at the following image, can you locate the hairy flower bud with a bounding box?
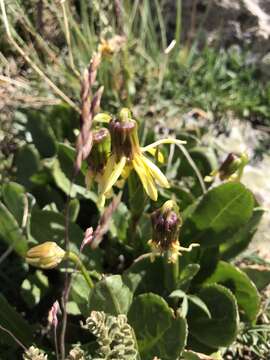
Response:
[87,128,111,173]
[150,200,182,262]
[26,242,66,269]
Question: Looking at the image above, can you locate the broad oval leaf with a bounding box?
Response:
[192,183,254,233]
[88,275,134,316]
[128,293,187,360]
[204,261,260,323]
[188,284,239,348]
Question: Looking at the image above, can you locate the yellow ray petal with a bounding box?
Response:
[121,163,133,179]
[144,147,164,163]
[102,155,127,195]
[141,138,186,153]
[132,154,158,201]
[141,155,170,188]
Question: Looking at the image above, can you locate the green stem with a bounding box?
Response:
[164,252,179,294]
[66,251,94,289]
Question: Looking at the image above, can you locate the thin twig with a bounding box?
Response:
[0,245,13,264]
[0,0,80,112]
[176,143,206,194]
[54,326,60,360]
[59,175,74,360]
[0,324,27,351]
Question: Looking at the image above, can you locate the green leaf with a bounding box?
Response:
[68,198,80,222]
[188,295,211,318]
[110,202,130,242]
[14,144,41,188]
[188,284,239,348]
[0,294,34,347]
[70,273,91,317]
[21,270,49,308]
[88,275,134,316]
[183,183,254,247]
[182,350,222,359]
[26,111,57,158]
[192,183,254,233]
[220,207,263,260]
[178,264,200,290]
[204,261,260,322]
[50,144,97,201]
[170,291,211,318]
[124,256,166,296]
[30,209,83,251]
[169,289,186,299]
[2,182,26,225]
[128,293,187,360]
[0,201,28,255]
[242,265,270,291]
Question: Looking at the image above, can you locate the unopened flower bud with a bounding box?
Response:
[219,152,248,181]
[48,300,60,328]
[150,200,182,261]
[87,128,111,173]
[26,242,66,269]
[218,153,241,180]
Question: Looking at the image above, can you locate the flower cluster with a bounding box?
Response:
[86,108,185,207]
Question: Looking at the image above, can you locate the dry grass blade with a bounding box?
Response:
[0,0,80,112]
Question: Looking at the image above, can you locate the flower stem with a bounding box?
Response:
[164,252,179,295]
[66,251,94,289]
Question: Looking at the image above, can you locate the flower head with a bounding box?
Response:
[85,128,111,189]
[25,242,66,269]
[98,108,185,206]
[149,200,182,263]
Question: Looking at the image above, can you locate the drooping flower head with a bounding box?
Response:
[98,108,185,206]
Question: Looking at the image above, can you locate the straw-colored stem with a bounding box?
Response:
[60,0,80,78]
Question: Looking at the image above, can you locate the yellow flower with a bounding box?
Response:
[25,242,66,269]
[98,108,185,206]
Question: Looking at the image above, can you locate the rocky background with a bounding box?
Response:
[176,0,270,260]
[167,0,270,73]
